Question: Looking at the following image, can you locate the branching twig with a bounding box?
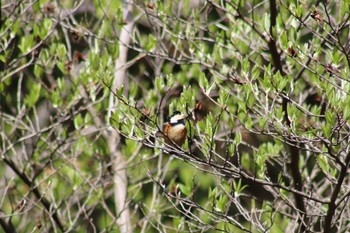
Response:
[323,151,350,232]
[268,0,307,231]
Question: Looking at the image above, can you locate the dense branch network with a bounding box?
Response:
[1,0,350,232]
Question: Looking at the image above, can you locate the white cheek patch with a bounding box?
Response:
[170,114,184,124]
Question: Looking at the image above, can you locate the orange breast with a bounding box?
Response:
[163,123,187,146]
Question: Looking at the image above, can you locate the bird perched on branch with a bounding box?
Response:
[163,111,187,147]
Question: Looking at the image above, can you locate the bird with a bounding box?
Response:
[163,111,187,147]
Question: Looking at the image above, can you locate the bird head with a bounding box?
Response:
[168,111,186,126]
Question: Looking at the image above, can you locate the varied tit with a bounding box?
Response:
[163,111,187,147]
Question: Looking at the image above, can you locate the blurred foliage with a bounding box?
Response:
[1,0,350,232]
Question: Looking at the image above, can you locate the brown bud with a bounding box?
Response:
[311,10,323,24]
[288,47,298,57]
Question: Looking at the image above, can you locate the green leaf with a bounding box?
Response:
[74,114,84,129]
[172,217,184,230]
[24,82,41,108]
[275,106,284,121]
[0,54,5,63]
[56,43,67,58]
[51,90,61,108]
[246,92,255,108]
[145,34,156,51]
[258,118,267,129]
[56,78,64,90]
[89,84,96,102]
[221,180,231,193]
[34,64,44,78]
[237,98,246,113]
[134,125,144,139]
[325,111,335,125]
[206,82,216,95]
[322,125,331,138]
[209,187,218,200]
[228,142,235,157]
[40,18,52,39]
[179,183,191,196]
[165,73,175,87]
[245,116,252,130]
[278,76,288,91]
[110,111,120,129]
[123,139,140,157]
[215,194,228,212]
[18,35,34,54]
[10,20,20,37]
[198,72,208,89]
[117,85,124,97]
[339,2,350,19]
[57,61,66,74]
[155,76,164,93]
[280,31,288,49]
[206,117,213,139]
[241,57,249,74]
[237,111,246,124]
[40,49,50,63]
[233,179,247,196]
[251,65,261,81]
[234,132,242,145]
[121,117,135,137]
[343,103,350,121]
[317,154,329,174]
[263,12,270,30]
[129,81,139,98]
[181,85,195,105]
